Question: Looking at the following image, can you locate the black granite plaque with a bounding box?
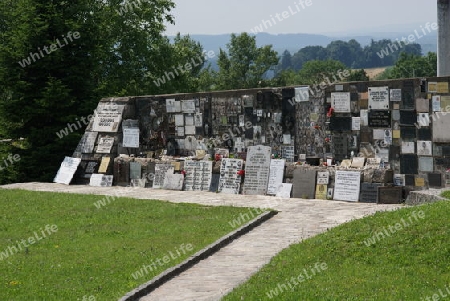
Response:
[333,134,348,161]
[378,186,403,204]
[435,157,450,167]
[351,92,359,101]
[360,130,373,143]
[402,87,415,110]
[400,127,416,139]
[389,145,401,160]
[428,173,443,188]
[359,183,382,203]
[282,88,295,98]
[293,169,317,199]
[400,110,417,125]
[418,128,432,140]
[442,146,450,157]
[400,154,418,174]
[368,110,391,127]
[357,83,368,92]
[405,174,415,186]
[209,174,220,192]
[330,116,352,131]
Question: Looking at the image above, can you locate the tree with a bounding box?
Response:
[347,69,370,82]
[297,60,348,85]
[0,0,176,183]
[280,50,292,71]
[389,52,437,79]
[215,33,279,90]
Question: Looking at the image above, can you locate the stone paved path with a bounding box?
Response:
[1,183,403,301]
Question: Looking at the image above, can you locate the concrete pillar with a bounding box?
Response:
[438,0,450,76]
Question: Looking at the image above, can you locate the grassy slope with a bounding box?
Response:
[0,189,251,301]
[224,201,450,301]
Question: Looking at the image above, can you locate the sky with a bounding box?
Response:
[164,0,437,36]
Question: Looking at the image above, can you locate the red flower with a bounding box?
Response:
[237,170,245,176]
[327,107,334,117]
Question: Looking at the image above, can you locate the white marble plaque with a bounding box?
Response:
[166,99,176,113]
[162,172,184,191]
[185,125,195,135]
[282,146,295,163]
[432,96,441,112]
[96,137,115,154]
[417,141,432,156]
[185,115,194,126]
[218,158,244,194]
[194,114,203,127]
[331,92,351,113]
[80,132,98,153]
[394,174,405,186]
[153,163,174,189]
[275,183,292,199]
[352,117,361,131]
[54,157,81,185]
[317,171,330,185]
[401,142,415,154]
[89,174,113,187]
[417,113,430,127]
[123,128,139,148]
[92,104,124,132]
[183,161,213,191]
[294,87,309,102]
[390,89,402,102]
[175,114,184,126]
[334,171,361,202]
[181,100,195,113]
[368,86,389,110]
[243,146,272,195]
[267,159,285,195]
[419,157,434,172]
[360,109,368,126]
[176,127,185,137]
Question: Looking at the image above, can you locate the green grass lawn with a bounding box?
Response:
[0,189,252,301]
[223,200,450,301]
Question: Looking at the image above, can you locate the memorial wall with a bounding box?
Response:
[54,76,450,202]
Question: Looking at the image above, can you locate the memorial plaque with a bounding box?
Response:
[162,172,184,191]
[98,157,111,173]
[392,110,400,121]
[416,98,429,113]
[428,81,437,92]
[418,128,432,140]
[89,174,113,187]
[129,162,141,180]
[144,161,156,187]
[79,132,98,154]
[419,157,433,172]
[405,174,415,186]
[209,174,220,192]
[243,146,272,195]
[400,154,418,174]
[96,136,115,154]
[92,104,124,132]
[123,128,139,148]
[333,134,348,161]
[417,113,430,127]
[315,184,328,200]
[317,171,330,185]
[181,99,195,113]
[330,117,352,131]
[352,117,361,130]
[295,87,309,102]
[432,113,450,142]
[153,163,174,189]
[54,157,81,185]
[331,92,351,112]
[293,169,317,199]
[359,183,382,203]
[218,158,243,194]
[368,110,391,127]
[393,174,406,186]
[442,146,450,157]
[377,187,403,204]
[276,183,292,198]
[437,81,449,93]
[114,158,129,185]
[368,86,389,110]
[400,127,416,139]
[281,146,295,163]
[415,177,425,187]
[428,173,443,188]
[351,157,366,168]
[334,171,361,202]
[441,96,450,112]
[183,161,213,191]
[402,87,415,110]
[360,130,373,143]
[432,95,441,112]
[400,110,417,125]
[390,89,402,102]
[360,109,368,126]
[267,159,285,195]
[417,141,432,156]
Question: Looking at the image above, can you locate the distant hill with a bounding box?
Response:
[170,31,437,56]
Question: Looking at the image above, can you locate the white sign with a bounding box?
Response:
[123,128,139,148]
[394,174,405,186]
[89,174,113,187]
[92,104,124,132]
[334,171,361,202]
[275,183,292,199]
[267,159,285,195]
[417,141,432,156]
[368,86,389,110]
[331,92,351,113]
[54,157,81,185]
